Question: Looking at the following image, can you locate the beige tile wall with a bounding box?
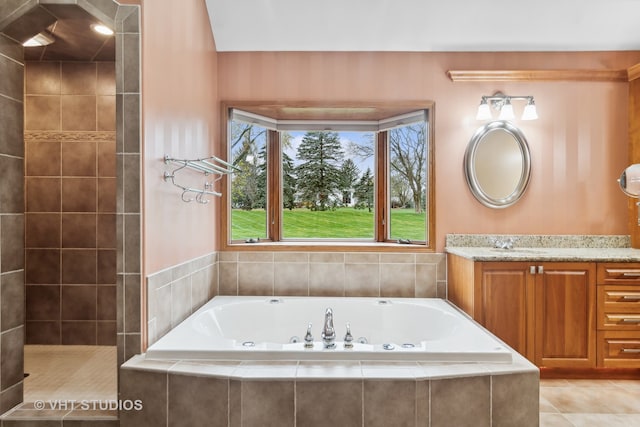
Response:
[220,251,446,299]
[147,250,446,346]
[146,253,218,346]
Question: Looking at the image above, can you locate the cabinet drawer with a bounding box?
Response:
[597,263,640,285]
[597,285,640,329]
[597,331,640,368]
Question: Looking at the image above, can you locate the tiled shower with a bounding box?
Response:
[24,61,117,345]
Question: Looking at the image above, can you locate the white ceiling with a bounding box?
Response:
[205,0,640,52]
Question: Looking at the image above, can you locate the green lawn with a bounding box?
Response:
[231,208,426,241]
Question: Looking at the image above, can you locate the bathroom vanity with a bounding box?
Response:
[446,235,640,375]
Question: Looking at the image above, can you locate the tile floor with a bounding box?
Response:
[540,379,640,427]
[1,345,118,425]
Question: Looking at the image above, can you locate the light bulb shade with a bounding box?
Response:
[498,101,515,120]
[476,102,492,120]
[522,103,538,120]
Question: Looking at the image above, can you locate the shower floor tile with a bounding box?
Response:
[23,345,117,402]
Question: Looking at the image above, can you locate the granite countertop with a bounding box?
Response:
[445,234,640,262]
[445,246,640,262]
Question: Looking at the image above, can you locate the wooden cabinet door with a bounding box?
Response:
[535,262,596,368]
[478,262,535,361]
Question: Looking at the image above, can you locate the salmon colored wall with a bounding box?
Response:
[142,0,219,274]
[217,51,640,251]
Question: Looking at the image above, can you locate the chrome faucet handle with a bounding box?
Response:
[343,322,354,349]
[304,323,314,348]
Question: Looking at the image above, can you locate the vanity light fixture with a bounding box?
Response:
[476,93,538,121]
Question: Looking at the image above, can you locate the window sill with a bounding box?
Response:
[221,241,435,253]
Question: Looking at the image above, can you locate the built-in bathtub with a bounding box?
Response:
[121,296,539,426]
[145,296,512,363]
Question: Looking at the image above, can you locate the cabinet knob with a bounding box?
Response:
[537,265,544,274]
[530,266,536,275]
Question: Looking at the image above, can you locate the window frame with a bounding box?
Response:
[220,101,435,252]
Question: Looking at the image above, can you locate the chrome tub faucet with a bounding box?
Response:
[322,308,336,349]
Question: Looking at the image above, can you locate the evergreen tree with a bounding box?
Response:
[295,131,343,211]
[282,151,297,210]
[354,167,374,212]
[338,159,360,206]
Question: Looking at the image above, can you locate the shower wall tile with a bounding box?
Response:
[25,177,60,212]
[25,321,60,345]
[61,177,97,212]
[62,249,97,284]
[26,285,60,321]
[24,60,118,346]
[62,140,97,176]
[62,285,97,320]
[62,213,96,248]
[98,141,116,177]
[0,156,24,214]
[26,214,64,247]
[62,95,97,131]
[0,271,24,332]
[25,61,60,95]
[0,214,23,273]
[25,249,60,285]
[25,140,60,176]
[0,52,23,101]
[62,320,96,345]
[0,326,23,390]
[61,62,97,95]
[0,96,23,157]
[24,95,60,130]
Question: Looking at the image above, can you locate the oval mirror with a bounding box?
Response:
[618,163,640,198]
[464,121,531,208]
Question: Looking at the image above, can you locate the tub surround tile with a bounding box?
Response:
[154,251,446,304]
[274,263,309,296]
[119,367,167,427]
[296,361,362,379]
[238,262,274,295]
[492,372,539,427]
[146,253,219,346]
[168,374,228,427]
[296,380,361,427]
[242,381,295,427]
[431,376,491,427]
[364,380,416,427]
[121,354,539,427]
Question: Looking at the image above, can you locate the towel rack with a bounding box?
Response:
[163,155,239,204]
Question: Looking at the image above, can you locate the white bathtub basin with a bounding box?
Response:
[145,296,512,363]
